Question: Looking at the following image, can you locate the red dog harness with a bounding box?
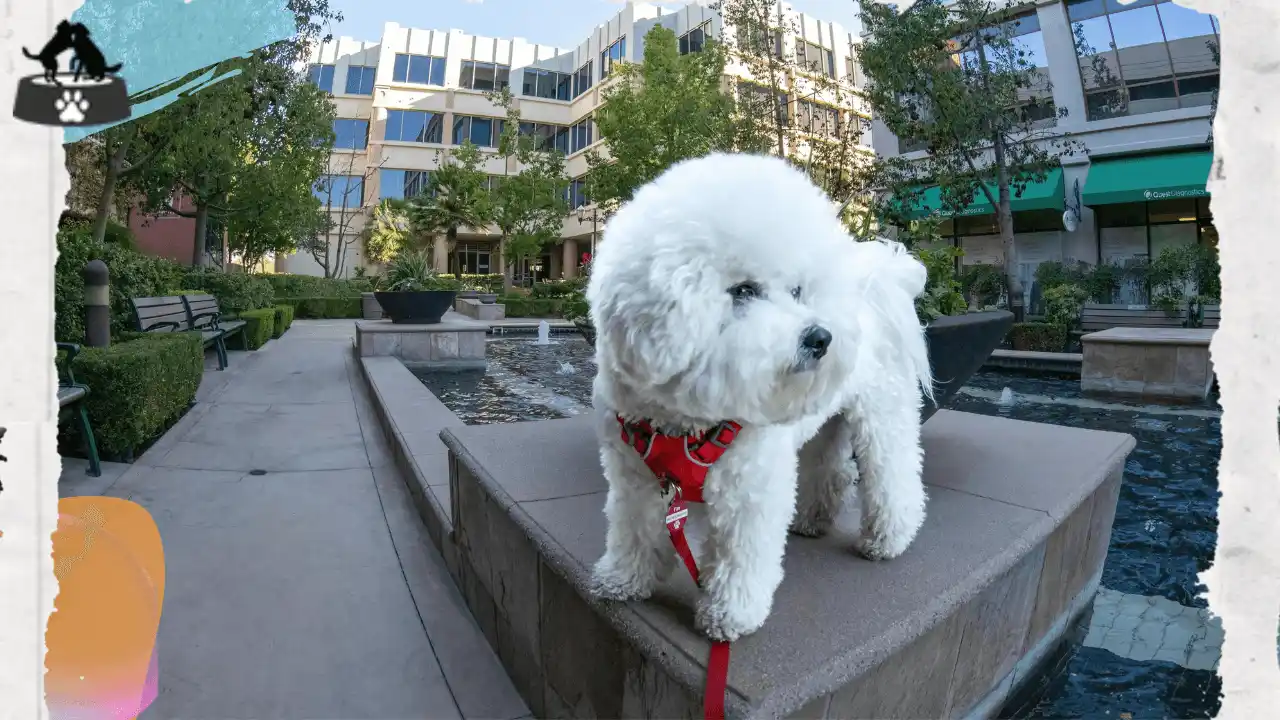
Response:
[617,415,743,720]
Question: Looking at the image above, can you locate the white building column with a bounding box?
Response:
[561,238,579,280]
[1036,0,1088,129]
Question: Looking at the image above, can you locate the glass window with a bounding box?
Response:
[1070,0,1219,120]
[453,115,503,148]
[333,119,369,150]
[795,40,834,77]
[573,61,593,98]
[308,64,334,93]
[1096,202,1148,227]
[522,68,572,100]
[380,169,431,201]
[460,61,510,91]
[1147,197,1199,223]
[313,175,364,208]
[680,22,709,55]
[385,110,443,143]
[393,54,446,85]
[601,37,627,78]
[571,118,593,153]
[343,65,376,95]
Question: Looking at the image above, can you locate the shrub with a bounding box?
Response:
[273,305,295,337]
[182,267,275,315]
[262,273,370,298]
[1034,260,1089,293]
[500,295,563,318]
[1083,263,1124,304]
[530,279,578,299]
[60,333,204,459]
[914,246,969,323]
[444,273,504,292]
[1043,284,1088,330]
[56,225,186,342]
[287,296,362,319]
[236,308,277,350]
[959,263,1005,308]
[1008,322,1067,352]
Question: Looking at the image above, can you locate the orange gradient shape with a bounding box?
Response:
[46,497,165,720]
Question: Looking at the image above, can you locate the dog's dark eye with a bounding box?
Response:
[790,286,802,300]
[727,281,761,302]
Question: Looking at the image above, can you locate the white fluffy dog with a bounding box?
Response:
[586,153,934,642]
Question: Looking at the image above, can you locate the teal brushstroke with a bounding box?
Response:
[73,67,245,137]
[63,0,294,142]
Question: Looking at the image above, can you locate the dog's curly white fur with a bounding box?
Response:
[586,153,934,642]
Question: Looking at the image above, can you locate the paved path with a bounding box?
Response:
[59,321,528,720]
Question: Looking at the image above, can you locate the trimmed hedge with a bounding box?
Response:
[60,332,204,459]
[237,308,277,350]
[56,225,186,342]
[273,305,295,338]
[529,279,580,299]
[183,267,275,315]
[500,295,564,318]
[263,274,372,298]
[286,296,362,319]
[1009,322,1068,352]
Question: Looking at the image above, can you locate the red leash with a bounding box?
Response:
[619,416,742,720]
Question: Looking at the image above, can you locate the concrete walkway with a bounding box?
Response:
[59,320,528,720]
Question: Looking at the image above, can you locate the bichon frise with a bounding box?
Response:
[586,153,934,642]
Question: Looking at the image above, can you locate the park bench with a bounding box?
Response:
[130,294,245,371]
[57,343,101,477]
[1079,303,1187,333]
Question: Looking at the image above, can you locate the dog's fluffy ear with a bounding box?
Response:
[862,238,928,300]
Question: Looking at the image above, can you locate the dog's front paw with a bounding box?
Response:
[852,526,917,561]
[695,594,769,642]
[589,558,656,601]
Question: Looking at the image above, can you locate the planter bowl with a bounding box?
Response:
[568,310,1012,422]
[921,310,1014,422]
[374,290,458,324]
[478,293,499,305]
[456,290,480,301]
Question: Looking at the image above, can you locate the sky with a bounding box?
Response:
[327,0,864,49]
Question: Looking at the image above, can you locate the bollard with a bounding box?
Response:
[83,260,110,349]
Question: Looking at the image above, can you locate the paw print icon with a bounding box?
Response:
[54,89,90,124]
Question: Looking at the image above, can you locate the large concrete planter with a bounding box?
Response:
[361,292,383,320]
[374,290,457,324]
[922,310,1015,422]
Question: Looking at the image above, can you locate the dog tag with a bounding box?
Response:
[665,500,690,531]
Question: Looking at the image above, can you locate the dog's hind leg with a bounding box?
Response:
[847,382,927,561]
[591,438,675,602]
[791,412,857,538]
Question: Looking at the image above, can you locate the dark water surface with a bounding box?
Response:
[417,338,1223,719]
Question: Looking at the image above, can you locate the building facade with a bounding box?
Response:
[290,0,866,280]
[873,0,1219,310]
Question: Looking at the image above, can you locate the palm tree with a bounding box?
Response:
[407,143,491,274]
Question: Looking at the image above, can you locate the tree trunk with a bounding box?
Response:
[501,235,515,293]
[92,132,133,244]
[449,226,460,277]
[192,203,210,266]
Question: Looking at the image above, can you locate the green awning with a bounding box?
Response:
[1081,151,1212,206]
[900,167,1064,220]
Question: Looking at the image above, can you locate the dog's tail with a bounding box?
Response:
[22,47,39,60]
[105,63,123,73]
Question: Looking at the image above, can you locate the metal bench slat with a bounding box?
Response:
[57,385,86,406]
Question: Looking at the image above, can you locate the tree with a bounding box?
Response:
[407,142,491,273]
[362,199,412,266]
[858,0,1083,321]
[490,87,570,292]
[584,24,738,214]
[302,147,385,278]
[714,0,871,204]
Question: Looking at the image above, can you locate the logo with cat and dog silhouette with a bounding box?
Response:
[13,19,130,127]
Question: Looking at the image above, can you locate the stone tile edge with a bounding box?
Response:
[358,355,456,540]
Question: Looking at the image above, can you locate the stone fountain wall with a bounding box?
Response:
[355,313,488,370]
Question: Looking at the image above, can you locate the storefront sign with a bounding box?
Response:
[1143,188,1210,201]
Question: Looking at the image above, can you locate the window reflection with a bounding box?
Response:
[1069,0,1219,121]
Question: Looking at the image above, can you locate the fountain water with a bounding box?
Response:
[999,387,1015,406]
[535,320,552,345]
[557,362,576,375]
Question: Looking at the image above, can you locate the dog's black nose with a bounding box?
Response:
[800,326,831,359]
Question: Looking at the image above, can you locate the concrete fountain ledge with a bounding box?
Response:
[428,411,1134,719]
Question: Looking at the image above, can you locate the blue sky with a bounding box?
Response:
[328,0,863,48]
